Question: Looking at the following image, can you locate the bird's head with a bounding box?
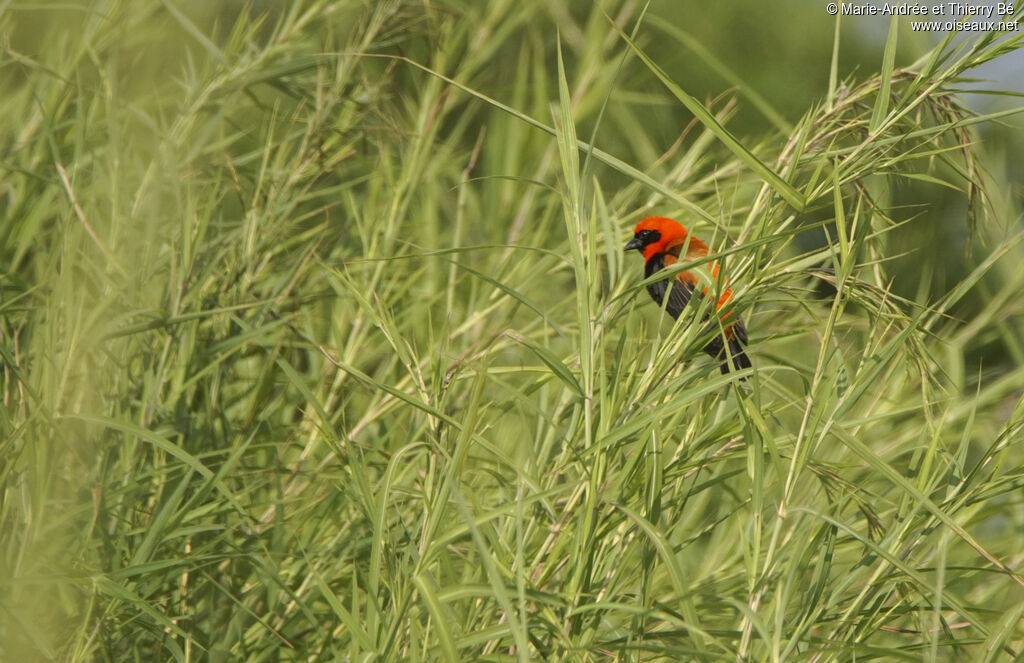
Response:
[624,216,688,260]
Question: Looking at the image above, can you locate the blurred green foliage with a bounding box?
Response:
[2,1,1023,661]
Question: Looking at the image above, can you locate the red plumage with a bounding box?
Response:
[625,216,751,375]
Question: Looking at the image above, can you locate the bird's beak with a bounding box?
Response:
[624,236,643,252]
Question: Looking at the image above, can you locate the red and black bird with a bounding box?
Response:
[625,216,751,375]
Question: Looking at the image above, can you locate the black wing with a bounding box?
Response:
[645,252,752,376]
[644,254,694,320]
[729,317,748,345]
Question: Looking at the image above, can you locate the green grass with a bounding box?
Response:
[2,1,1024,661]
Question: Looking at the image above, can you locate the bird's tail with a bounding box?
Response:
[719,338,752,377]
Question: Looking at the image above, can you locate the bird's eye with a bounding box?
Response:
[639,229,660,243]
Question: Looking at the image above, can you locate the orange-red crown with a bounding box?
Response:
[633,216,687,238]
[630,216,689,260]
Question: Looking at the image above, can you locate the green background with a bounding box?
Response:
[2,1,1023,661]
